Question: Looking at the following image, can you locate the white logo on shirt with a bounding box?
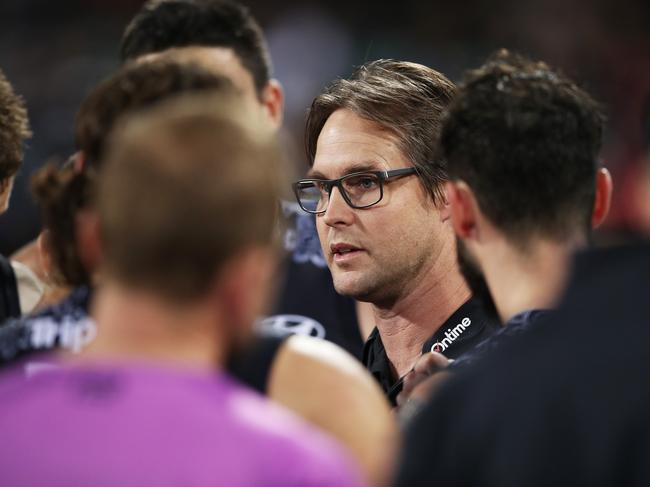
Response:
[431,317,471,354]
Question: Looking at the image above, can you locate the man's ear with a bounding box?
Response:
[592,167,613,228]
[445,180,479,240]
[261,79,284,128]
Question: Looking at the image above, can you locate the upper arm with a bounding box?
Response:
[268,335,398,487]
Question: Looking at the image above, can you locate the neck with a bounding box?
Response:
[373,236,471,379]
[74,282,227,370]
[482,235,583,323]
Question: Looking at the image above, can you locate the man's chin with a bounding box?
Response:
[332,274,369,299]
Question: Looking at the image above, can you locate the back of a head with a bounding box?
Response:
[77,60,234,165]
[99,93,281,301]
[0,68,31,206]
[32,60,234,287]
[441,49,604,244]
[120,0,271,97]
[305,59,456,204]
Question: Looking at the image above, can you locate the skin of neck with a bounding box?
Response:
[373,229,471,379]
[74,280,231,371]
[478,231,586,323]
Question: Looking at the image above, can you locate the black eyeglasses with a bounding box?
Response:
[292,167,418,215]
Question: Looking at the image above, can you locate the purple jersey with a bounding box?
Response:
[0,360,366,487]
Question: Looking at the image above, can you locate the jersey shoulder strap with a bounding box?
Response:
[0,255,20,323]
[227,331,290,394]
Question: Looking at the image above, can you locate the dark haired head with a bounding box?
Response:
[441,49,604,244]
[120,0,271,98]
[305,59,456,204]
[32,60,235,287]
[0,68,31,192]
[75,60,233,164]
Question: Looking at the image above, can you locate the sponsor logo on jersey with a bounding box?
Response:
[431,317,471,354]
[29,316,97,353]
[258,314,326,339]
[281,201,327,268]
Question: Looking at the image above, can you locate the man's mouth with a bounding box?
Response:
[330,243,364,263]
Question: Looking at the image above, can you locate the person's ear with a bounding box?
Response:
[261,79,284,128]
[445,180,479,240]
[592,167,613,228]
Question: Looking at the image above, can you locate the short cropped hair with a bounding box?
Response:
[32,60,233,286]
[0,68,31,190]
[99,93,281,300]
[440,50,604,244]
[120,0,272,97]
[305,59,456,203]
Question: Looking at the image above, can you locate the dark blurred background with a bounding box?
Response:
[1,0,649,254]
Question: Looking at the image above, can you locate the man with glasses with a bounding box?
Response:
[296,59,501,406]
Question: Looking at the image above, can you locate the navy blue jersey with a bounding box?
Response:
[396,244,650,486]
[449,309,550,370]
[0,254,20,322]
[259,202,363,359]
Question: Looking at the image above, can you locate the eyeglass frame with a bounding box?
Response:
[292,167,419,215]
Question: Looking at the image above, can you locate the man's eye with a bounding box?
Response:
[348,176,378,190]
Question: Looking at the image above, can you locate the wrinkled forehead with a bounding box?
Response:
[311,108,409,178]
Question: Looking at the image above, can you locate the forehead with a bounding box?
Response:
[138,46,258,101]
[311,108,408,178]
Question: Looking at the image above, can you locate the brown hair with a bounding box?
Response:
[99,92,281,300]
[0,68,31,190]
[31,60,233,287]
[305,59,456,203]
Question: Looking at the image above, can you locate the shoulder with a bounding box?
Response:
[269,335,395,486]
[271,334,385,405]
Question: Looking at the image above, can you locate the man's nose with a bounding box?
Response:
[322,186,354,227]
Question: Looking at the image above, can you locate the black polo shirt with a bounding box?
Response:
[363,297,500,405]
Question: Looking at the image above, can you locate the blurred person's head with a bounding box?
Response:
[31,60,235,287]
[442,50,612,320]
[299,59,457,305]
[0,68,31,214]
[99,92,281,342]
[120,0,283,127]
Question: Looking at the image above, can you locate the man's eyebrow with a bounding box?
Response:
[306,161,382,179]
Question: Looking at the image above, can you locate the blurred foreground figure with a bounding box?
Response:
[396,50,613,408]
[0,60,394,487]
[296,60,500,407]
[0,68,40,319]
[0,94,365,487]
[393,54,650,487]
